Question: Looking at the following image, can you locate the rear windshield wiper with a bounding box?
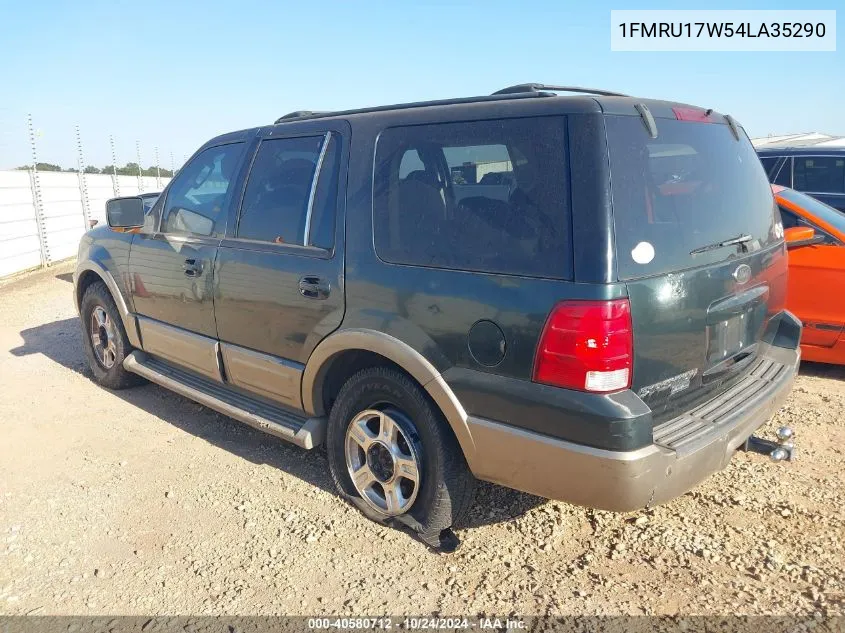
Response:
[690,234,752,255]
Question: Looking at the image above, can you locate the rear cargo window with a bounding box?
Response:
[373,117,571,279]
[607,116,779,280]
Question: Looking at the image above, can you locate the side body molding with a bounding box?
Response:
[75,261,142,349]
[301,328,477,464]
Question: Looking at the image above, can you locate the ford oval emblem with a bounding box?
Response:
[733,264,752,285]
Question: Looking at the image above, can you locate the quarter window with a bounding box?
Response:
[373,117,571,279]
[772,157,792,187]
[161,143,244,237]
[237,136,327,245]
[793,157,845,194]
[759,157,778,179]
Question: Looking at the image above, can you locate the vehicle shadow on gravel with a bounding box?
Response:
[12,317,545,529]
[798,361,845,381]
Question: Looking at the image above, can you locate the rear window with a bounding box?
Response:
[373,117,571,279]
[607,116,780,280]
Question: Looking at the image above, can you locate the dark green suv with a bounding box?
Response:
[74,84,801,549]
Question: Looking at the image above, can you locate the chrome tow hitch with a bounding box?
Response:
[742,426,796,462]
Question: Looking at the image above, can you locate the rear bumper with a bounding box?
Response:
[467,329,801,512]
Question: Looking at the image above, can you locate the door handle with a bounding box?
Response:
[298,276,330,300]
[183,258,203,277]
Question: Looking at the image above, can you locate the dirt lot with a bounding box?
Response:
[0,261,843,617]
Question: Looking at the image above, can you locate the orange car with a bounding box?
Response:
[774,184,845,364]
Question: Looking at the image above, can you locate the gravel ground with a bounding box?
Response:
[0,261,843,617]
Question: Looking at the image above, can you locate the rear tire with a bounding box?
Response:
[80,281,144,390]
[326,366,475,550]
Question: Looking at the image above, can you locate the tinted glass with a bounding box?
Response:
[773,157,792,186]
[373,117,571,279]
[237,136,323,244]
[141,195,159,213]
[779,188,845,235]
[607,116,779,280]
[777,205,800,230]
[793,156,845,194]
[142,195,163,233]
[161,143,244,237]
[308,134,340,249]
[759,157,779,178]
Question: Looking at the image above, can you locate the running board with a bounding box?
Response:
[124,351,325,449]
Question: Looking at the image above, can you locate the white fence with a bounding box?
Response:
[0,170,170,279]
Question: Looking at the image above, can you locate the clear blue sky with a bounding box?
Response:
[0,0,841,170]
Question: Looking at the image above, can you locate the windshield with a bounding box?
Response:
[779,188,845,235]
[607,116,779,280]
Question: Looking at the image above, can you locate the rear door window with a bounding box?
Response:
[236,136,327,246]
[373,117,571,279]
[793,157,845,194]
[606,116,779,280]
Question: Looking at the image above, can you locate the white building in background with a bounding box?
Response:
[751,132,845,148]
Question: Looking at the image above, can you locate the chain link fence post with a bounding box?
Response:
[27,114,50,268]
[110,135,120,196]
[136,140,144,193]
[155,146,162,189]
[76,125,91,229]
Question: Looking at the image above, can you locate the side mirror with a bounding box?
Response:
[106,197,145,231]
[784,226,825,249]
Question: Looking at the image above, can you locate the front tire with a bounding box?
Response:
[80,281,144,390]
[326,366,475,550]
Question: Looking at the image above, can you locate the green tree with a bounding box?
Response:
[120,162,141,176]
[15,162,63,172]
[83,165,100,174]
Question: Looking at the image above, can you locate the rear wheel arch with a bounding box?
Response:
[302,329,477,464]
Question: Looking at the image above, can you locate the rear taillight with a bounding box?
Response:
[533,299,633,393]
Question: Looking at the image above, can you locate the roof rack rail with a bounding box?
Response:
[492,83,629,97]
[275,110,328,123]
[271,91,548,125]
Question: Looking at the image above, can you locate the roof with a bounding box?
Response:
[756,145,845,156]
[752,132,845,150]
[198,84,735,150]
